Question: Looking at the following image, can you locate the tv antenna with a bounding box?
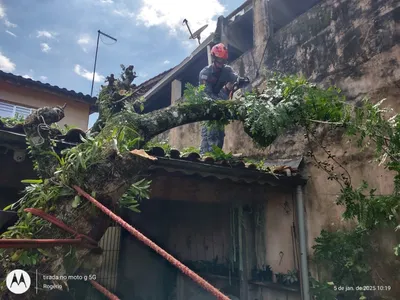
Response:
[182,19,208,45]
[90,30,117,96]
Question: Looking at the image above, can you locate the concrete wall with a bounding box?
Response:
[0,81,91,130]
[162,0,400,297]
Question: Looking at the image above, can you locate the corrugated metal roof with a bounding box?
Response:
[0,71,97,113]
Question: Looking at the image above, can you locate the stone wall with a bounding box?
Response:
[165,0,400,297]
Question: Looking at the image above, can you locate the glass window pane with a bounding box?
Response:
[15,106,32,119]
[0,102,14,118]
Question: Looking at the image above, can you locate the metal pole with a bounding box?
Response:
[90,30,101,97]
[296,185,310,300]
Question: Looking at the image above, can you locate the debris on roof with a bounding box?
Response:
[146,146,305,186]
[0,71,97,112]
[0,123,305,186]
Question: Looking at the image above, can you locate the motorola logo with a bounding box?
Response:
[6,269,31,294]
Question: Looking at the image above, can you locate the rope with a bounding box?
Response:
[73,185,231,300]
[90,280,120,300]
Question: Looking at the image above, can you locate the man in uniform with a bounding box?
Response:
[198,43,240,155]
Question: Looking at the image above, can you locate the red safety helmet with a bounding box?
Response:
[211,43,228,60]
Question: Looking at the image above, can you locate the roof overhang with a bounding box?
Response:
[142,33,215,101]
[149,156,306,187]
[0,71,98,113]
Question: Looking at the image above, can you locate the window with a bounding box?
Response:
[0,101,34,119]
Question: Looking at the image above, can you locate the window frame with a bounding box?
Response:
[0,100,35,119]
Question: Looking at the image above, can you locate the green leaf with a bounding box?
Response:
[21,179,43,184]
[71,195,81,208]
[3,204,12,211]
[78,152,86,169]
[128,205,141,213]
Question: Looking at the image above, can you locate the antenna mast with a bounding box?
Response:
[90,30,117,97]
[182,19,208,45]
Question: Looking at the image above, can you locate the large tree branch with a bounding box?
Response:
[104,99,245,146]
[23,105,66,178]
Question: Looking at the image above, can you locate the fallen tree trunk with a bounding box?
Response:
[0,98,249,300]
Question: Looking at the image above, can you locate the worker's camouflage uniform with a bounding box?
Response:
[198,64,238,155]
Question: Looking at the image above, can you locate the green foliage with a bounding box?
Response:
[54,135,106,186]
[15,250,40,266]
[0,114,25,127]
[183,83,207,104]
[184,83,231,130]
[204,145,233,161]
[51,123,78,135]
[1,182,71,238]
[237,74,349,147]
[282,269,299,285]
[124,96,146,113]
[119,178,151,212]
[309,277,336,300]
[337,182,399,230]
[313,227,372,297]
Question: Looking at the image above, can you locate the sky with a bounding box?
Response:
[0,0,244,127]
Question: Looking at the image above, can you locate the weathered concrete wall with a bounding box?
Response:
[163,0,400,297]
[0,81,91,129]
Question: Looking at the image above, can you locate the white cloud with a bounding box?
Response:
[39,76,48,81]
[40,43,51,53]
[74,64,104,82]
[0,3,17,28]
[182,40,198,52]
[37,30,56,39]
[113,9,135,18]
[0,3,5,19]
[4,19,16,28]
[100,0,114,3]
[137,72,148,79]
[163,60,170,64]
[77,34,93,52]
[5,30,17,37]
[0,52,16,72]
[136,0,225,38]
[22,74,32,79]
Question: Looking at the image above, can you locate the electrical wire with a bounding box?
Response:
[100,34,117,46]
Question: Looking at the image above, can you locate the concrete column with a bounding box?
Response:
[171,79,182,105]
[252,0,271,70]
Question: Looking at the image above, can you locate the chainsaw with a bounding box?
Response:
[229,76,251,99]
